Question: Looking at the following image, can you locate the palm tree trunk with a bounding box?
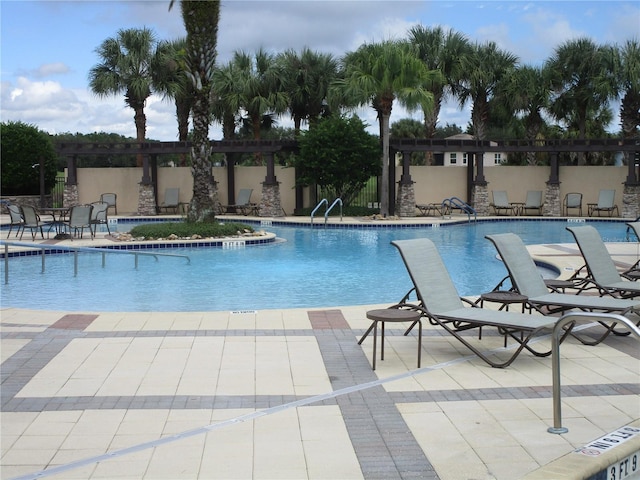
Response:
[134,106,146,167]
[380,112,391,216]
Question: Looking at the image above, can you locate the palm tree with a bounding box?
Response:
[615,39,640,140]
[170,0,221,221]
[334,40,435,216]
[233,49,289,143]
[211,60,243,140]
[458,41,519,141]
[152,38,193,165]
[278,48,339,134]
[408,26,469,140]
[499,65,551,164]
[88,27,159,166]
[546,38,618,164]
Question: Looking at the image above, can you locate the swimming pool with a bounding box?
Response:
[1,219,636,312]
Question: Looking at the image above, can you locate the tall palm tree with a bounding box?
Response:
[408,26,469,139]
[499,65,551,164]
[233,49,289,143]
[615,39,640,140]
[152,38,193,165]
[458,41,519,141]
[546,38,618,164]
[88,27,159,166]
[278,48,339,134]
[170,0,221,221]
[334,40,435,216]
[211,60,243,140]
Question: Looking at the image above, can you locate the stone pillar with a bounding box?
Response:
[543,182,561,217]
[471,183,490,216]
[137,183,156,216]
[396,182,416,217]
[622,184,640,219]
[63,184,78,207]
[259,182,283,217]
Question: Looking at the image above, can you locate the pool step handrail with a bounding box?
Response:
[324,198,343,225]
[310,199,328,227]
[1,240,191,284]
[442,197,477,222]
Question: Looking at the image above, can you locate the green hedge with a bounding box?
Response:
[129,221,253,239]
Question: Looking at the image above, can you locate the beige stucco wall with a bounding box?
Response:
[75,165,631,215]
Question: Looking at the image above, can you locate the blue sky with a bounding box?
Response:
[1,0,638,141]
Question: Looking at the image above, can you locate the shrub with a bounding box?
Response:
[128,221,253,239]
[1,121,59,196]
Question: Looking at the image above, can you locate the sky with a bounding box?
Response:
[1,0,639,141]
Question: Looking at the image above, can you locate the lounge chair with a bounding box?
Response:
[566,225,639,298]
[99,193,117,215]
[90,201,110,235]
[221,188,258,215]
[390,238,571,368]
[522,190,544,215]
[6,204,24,238]
[490,190,516,216]
[563,192,583,216]
[64,204,94,239]
[159,188,180,213]
[588,189,619,217]
[19,205,44,240]
[625,221,640,279]
[485,232,640,345]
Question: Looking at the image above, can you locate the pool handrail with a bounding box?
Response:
[547,311,640,434]
[442,197,477,222]
[310,199,328,227]
[2,240,191,283]
[324,198,343,225]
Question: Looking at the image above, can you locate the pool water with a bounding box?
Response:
[1,220,636,312]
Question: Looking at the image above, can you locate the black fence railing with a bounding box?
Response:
[51,175,65,207]
[317,176,379,209]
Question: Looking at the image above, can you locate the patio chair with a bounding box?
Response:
[19,205,44,240]
[389,238,572,368]
[563,192,583,216]
[485,232,640,345]
[221,188,258,215]
[490,191,516,215]
[65,204,94,239]
[159,188,180,214]
[588,189,619,217]
[90,201,110,235]
[6,204,24,238]
[566,225,639,298]
[99,193,117,215]
[625,221,640,279]
[522,190,544,215]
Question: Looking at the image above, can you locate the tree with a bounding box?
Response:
[278,47,339,134]
[615,39,640,140]
[88,27,160,166]
[1,121,58,196]
[170,0,221,221]
[546,38,618,164]
[333,40,435,216]
[499,65,551,164]
[295,115,380,206]
[408,25,469,139]
[458,41,518,141]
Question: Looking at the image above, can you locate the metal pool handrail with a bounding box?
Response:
[2,240,191,283]
[547,312,640,434]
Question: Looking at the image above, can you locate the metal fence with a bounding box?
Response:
[51,175,65,207]
[317,176,379,209]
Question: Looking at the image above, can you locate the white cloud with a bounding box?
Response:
[34,62,70,78]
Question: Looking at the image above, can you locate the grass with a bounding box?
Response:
[129,220,254,240]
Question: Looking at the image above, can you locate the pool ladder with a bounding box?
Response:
[310,198,343,227]
[441,197,477,222]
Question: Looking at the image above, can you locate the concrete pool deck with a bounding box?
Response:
[1,215,639,479]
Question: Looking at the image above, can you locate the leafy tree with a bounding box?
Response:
[88,27,161,166]
[294,115,380,206]
[278,47,339,134]
[171,0,221,221]
[458,41,519,141]
[615,39,640,141]
[1,121,58,196]
[408,25,469,138]
[546,38,618,164]
[333,40,435,216]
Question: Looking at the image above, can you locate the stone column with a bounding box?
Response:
[396,151,416,217]
[622,184,640,219]
[137,183,157,216]
[543,182,561,217]
[258,152,283,217]
[471,183,489,216]
[63,155,78,208]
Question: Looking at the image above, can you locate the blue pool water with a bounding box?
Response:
[1,220,636,312]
